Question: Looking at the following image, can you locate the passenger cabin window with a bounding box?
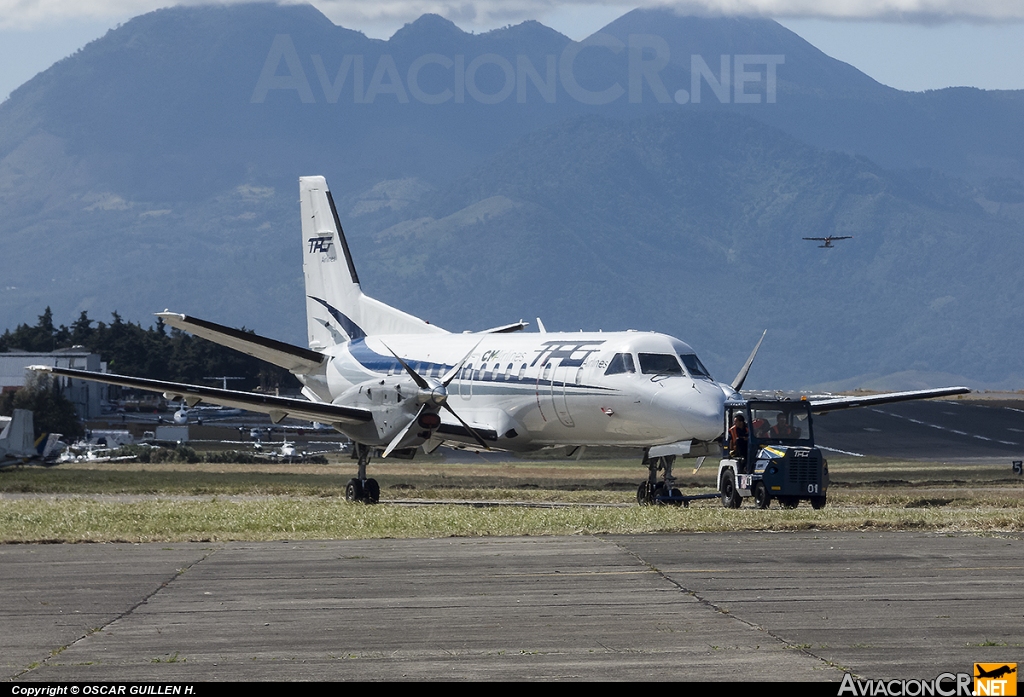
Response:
[638,353,683,376]
[604,353,636,375]
[679,353,712,379]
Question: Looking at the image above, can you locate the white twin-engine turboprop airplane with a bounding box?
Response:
[35,176,969,503]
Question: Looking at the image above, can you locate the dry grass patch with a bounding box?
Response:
[1,455,1021,542]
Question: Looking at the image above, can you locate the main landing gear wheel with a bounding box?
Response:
[344,444,380,504]
[810,495,827,510]
[753,481,771,509]
[720,470,742,509]
[345,478,380,504]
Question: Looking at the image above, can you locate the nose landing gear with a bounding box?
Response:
[636,453,718,507]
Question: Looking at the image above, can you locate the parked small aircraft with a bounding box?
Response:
[803,235,853,248]
[0,409,63,468]
[167,403,244,425]
[33,177,967,501]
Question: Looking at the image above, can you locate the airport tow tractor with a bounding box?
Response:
[718,398,829,509]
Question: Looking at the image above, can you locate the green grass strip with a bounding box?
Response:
[1,497,1021,543]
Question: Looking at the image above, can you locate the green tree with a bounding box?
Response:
[0,374,84,440]
[2,308,301,393]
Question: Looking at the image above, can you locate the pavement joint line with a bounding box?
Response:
[599,535,851,678]
[12,545,222,679]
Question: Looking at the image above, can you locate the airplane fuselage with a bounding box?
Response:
[306,330,729,453]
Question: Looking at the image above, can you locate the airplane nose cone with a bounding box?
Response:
[652,383,725,442]
[690,388,726,441]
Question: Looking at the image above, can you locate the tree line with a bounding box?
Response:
[1,307,299,391]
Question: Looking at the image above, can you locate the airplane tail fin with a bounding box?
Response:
[0,409,35,456]
[300,176,446,349]
[35,433,63,460]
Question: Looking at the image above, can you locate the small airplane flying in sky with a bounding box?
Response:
[803,235,853,248]
[34,177,967,502]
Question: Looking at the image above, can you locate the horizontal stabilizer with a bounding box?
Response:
[809,386,971,413]
[31,366,372,426]
[477,321,529,334]
[158,312,324,374]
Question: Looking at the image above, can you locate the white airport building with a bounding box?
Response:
[0,348,108,419]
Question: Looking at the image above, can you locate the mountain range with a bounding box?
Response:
[1,2,1022,389]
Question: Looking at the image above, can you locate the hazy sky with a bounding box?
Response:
[2,1,1024,102]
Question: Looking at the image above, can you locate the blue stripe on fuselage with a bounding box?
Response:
[347,339,452,378]
[346,339,613,391]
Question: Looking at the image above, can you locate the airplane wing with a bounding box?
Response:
[31,366,372,426]
[157,312,325,374]
[436,420,499,444]
[808,386,970,413]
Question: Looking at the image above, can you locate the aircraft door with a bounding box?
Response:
[459,363,474,400]
[550,362,575,428]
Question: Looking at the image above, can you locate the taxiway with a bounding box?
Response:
[4,532,1021,681]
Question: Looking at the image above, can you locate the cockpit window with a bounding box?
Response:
[638,353,683,376]
[604,352,636,375]
[679,354,712,379]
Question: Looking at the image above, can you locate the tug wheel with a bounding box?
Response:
[720,470,742,509]
[753,482,771,510]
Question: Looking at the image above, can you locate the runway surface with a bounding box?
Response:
[435,398,1024,464]
[804,398,1023,460]
[4,532,1022,681]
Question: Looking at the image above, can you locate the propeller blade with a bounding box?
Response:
[441,340,482,388]
[380,341,429,390]
[441,402,491,450]
[382,404,426,458]
[731,329,767,392]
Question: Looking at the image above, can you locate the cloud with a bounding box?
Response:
[2,0,1022,31]
[314,0,1024,25]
